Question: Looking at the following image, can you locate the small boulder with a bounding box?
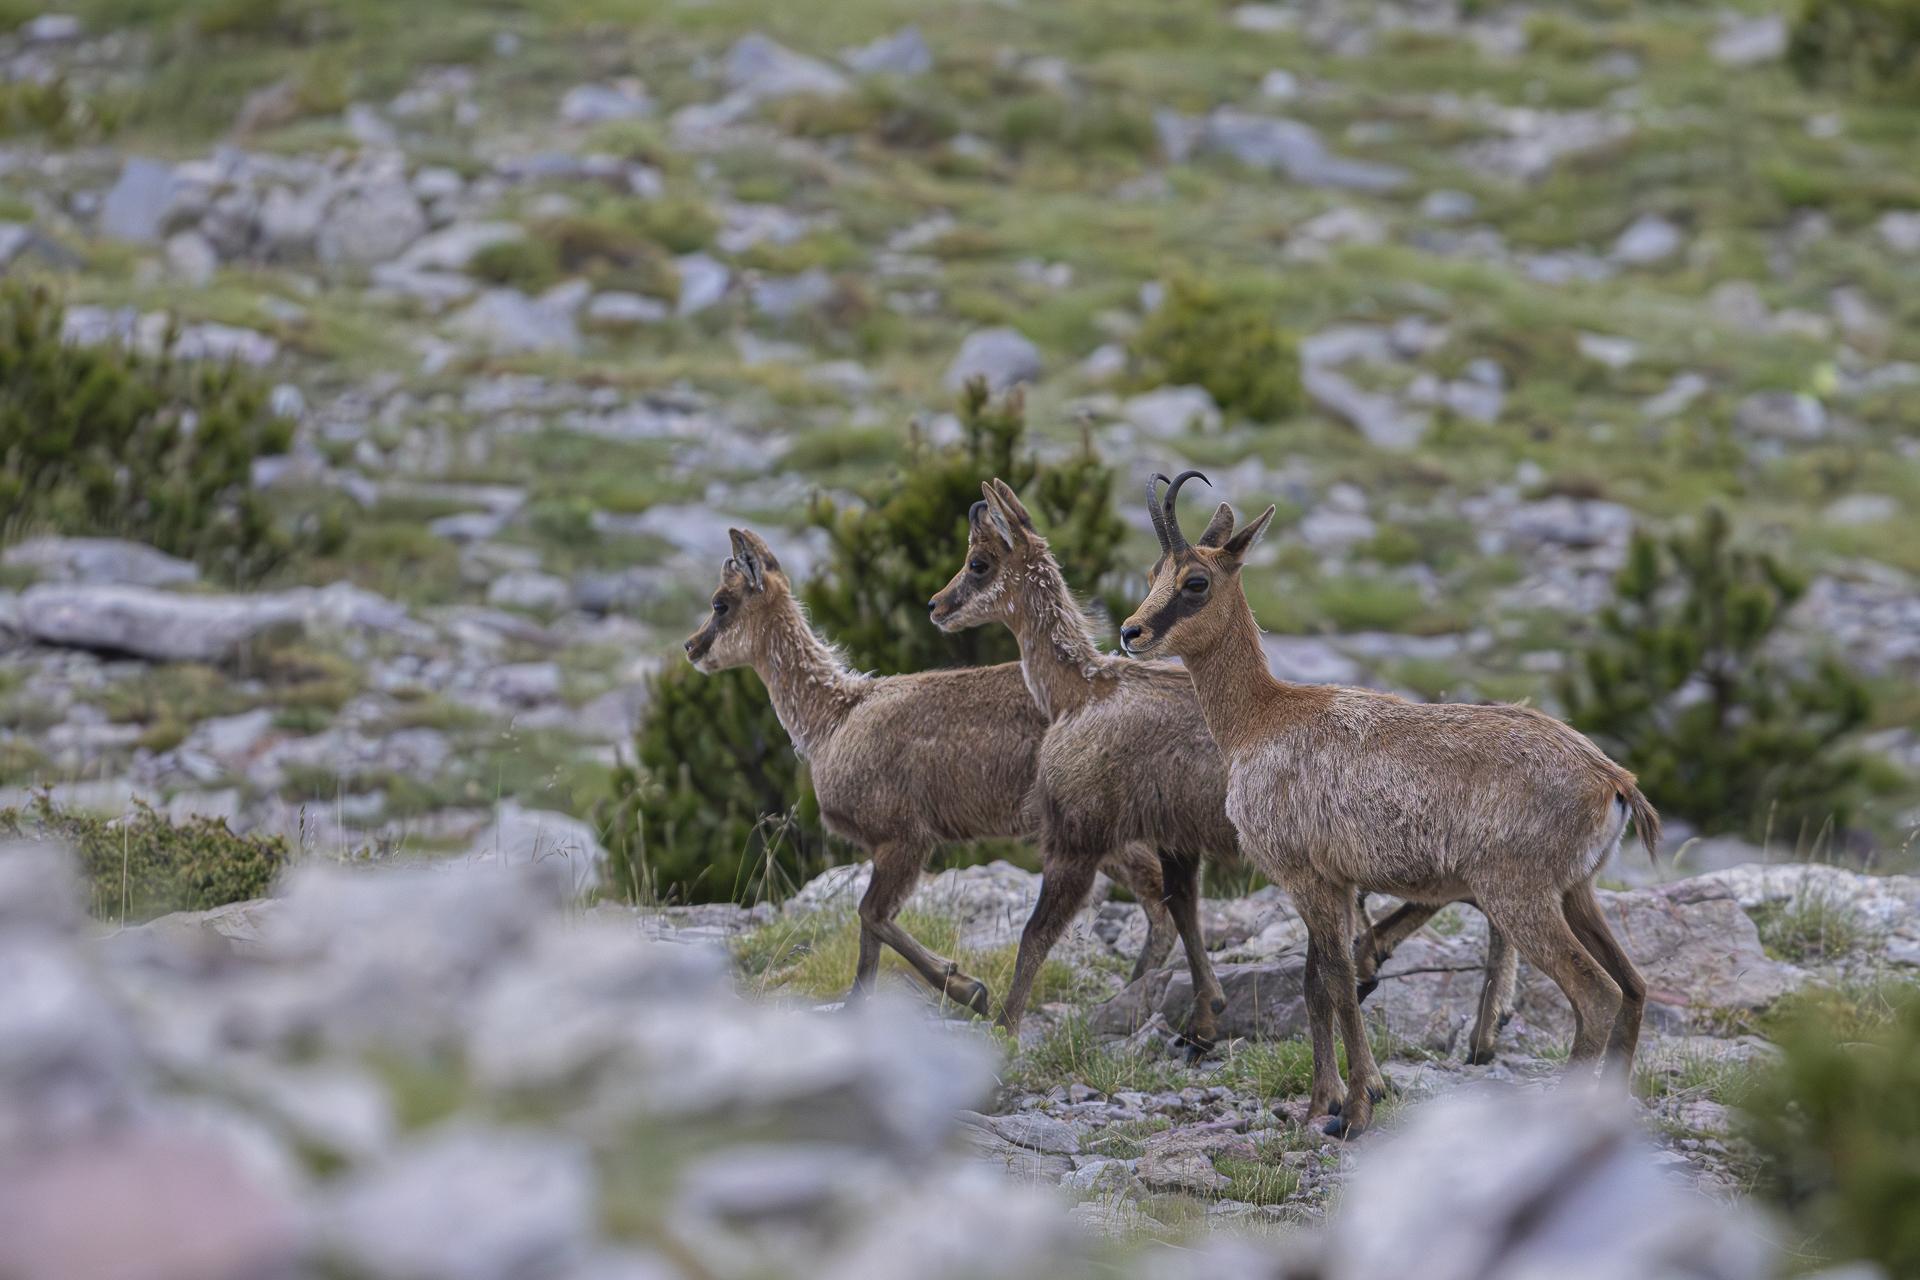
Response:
[722,34,850,101]
[944,327,1043,393]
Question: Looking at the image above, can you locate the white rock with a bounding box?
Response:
[1421,189,1477,221]
[1877,211,1920,255]
[20,13,83,42]
[1733,391,1827,441]
[675,253,731,315]
[585,291,669,328]
[448,289,581,354]
[559,80,653,125]
[843,26,933,77]
[1610,213,1683,265]
[1822,493,1898,526]
[1123,385,1221,437]
[1259,69,1299,99]
[98,158,180,243]
[722,33,850,101]
[461,802,607,897]
[3,538,198,588]
[1711,14,1787,67]
[944,327,1042,393]
[317,179,427,267]
[749,268,835,319]
[487,571,572,613]
[164,231,218,285]
[323,1127,594,1280]
[1577,332,1639,369]
[394,221,524,273]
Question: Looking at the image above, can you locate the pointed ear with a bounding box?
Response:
[987,478,1036,531]
[976,482,1015,550]
[1221,505,1277,563]
[1196,502,1236,548]
[728,527,779,591]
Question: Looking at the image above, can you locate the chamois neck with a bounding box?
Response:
[1177,591,1306,757]
[750,595,864,757]
[1004,554,1110,719]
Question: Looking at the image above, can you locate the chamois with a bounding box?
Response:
[1120,473,1656,1137]
[931,480,1516,1060]
[684,528,1177,1011]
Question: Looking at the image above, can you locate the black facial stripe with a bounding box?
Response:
[1136,583,1205,638]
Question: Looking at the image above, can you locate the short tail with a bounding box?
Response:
[1622,783,1661,864]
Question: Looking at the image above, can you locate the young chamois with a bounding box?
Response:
[930,480,1517,1059]
[684,527,1178,1011]
[1120,473,1657,1137]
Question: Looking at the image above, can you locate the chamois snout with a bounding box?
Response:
[1119,624,1144,653]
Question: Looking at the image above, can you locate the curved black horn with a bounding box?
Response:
[1162,470,1212,555]
[1145,473,1172,550]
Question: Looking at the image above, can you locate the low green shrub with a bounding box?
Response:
[1130,278,1302,424]
[1742,980,1920,1275]
[0,284,304,583]
[1789,0,1920,103]
[1562,508,1871,841]
[469,238,560,291]
[1,794,289,921]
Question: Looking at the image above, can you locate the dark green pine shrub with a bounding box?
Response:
[1129,277,1302,424]
[1,794,289,921]
[1561,508,1871,842]
[1789,0,1920,103]
[597,380,1132,903]
[0,283,303,583]
[1742,982,1920,1276]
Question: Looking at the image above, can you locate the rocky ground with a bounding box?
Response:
[13,833,1888,1278]
[1,0,1918,858]
[1,2,1918,1272]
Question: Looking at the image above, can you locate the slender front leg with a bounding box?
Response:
[1160,851,1225,1056]
[1300,883,1383,1137]
[997,850,1101,1034]
[857,844,992,1016]
[1301,934,1345,1121]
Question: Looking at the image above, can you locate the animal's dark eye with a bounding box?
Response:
[713,600,728,615]
[1184,576,1208,593]
[969,560,989,575]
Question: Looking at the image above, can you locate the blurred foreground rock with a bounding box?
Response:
[1304,1084,1773,1280]
[0,840,1085,1280]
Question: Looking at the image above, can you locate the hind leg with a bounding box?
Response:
[858,843,992,1016]
[1354,898,1443,1003]
[1481,890,1621,1070]
[1563,880,1645,1083]
[1465,924,1518,1066]
[1105,843,1175,982]
[1161,851,1225,1056]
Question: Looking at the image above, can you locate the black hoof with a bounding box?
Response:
[1367,1083,1388,1104]
[1210,996,1227,1015]
[1325,1097,1342,1116]
[1498,1010,1515,1029]
[1321,1115,1352,1139]
[1355,976,1380,1003]
[1466,1047,1496,1067]
[953,980,992,1018]
[1174,1032,1217,1063]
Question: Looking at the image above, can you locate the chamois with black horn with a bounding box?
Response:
[1120,474,1656,1136]
[931,479,1518,1058]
